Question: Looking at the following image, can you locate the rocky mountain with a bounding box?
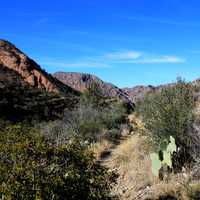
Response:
[0,40,79,121]
[0,63,80,121]
[53,72,134,107]
[0,40,78,95]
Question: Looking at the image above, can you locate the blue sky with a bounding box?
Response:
[1,0,200,87]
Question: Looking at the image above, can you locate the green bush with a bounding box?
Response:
[0,124,117,200]
[137,79,195,168]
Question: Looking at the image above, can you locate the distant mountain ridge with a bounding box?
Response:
[53,72,134,106]
[123,85,157,102]
[123,83,176,102]
[54,72,175,104]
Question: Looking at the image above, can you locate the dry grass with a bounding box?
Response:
[105,133,157,198]
[128,114,145,131]
[144,183,187,200]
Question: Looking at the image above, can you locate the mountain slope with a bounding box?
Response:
[0,40,78,95]
[53,72,134,107]
[0,40,80,121]
[0,64,79,121]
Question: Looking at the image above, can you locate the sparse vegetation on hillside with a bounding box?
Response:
[42,83,130,144]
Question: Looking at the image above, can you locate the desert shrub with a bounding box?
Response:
[137,79,196,169]
[0,124,117,200]
[100,102,128,129]
[78,85,129,142]
[48,90,129,143]
[61,104,105,142]
[63,103,127,142]
[40,84,129,144]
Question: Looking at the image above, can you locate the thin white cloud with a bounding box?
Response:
[124,56,185,64]
[39,51,185,69]
[103,51,185,64]
[41,61,110,68]
[104,51,142,60]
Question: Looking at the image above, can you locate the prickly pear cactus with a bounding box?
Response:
[150,153,162,176]
[150,136,177,177]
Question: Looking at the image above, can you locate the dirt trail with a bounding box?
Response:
[97,134,132,165]
[98,114,143,163]
[97,114,154,200]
